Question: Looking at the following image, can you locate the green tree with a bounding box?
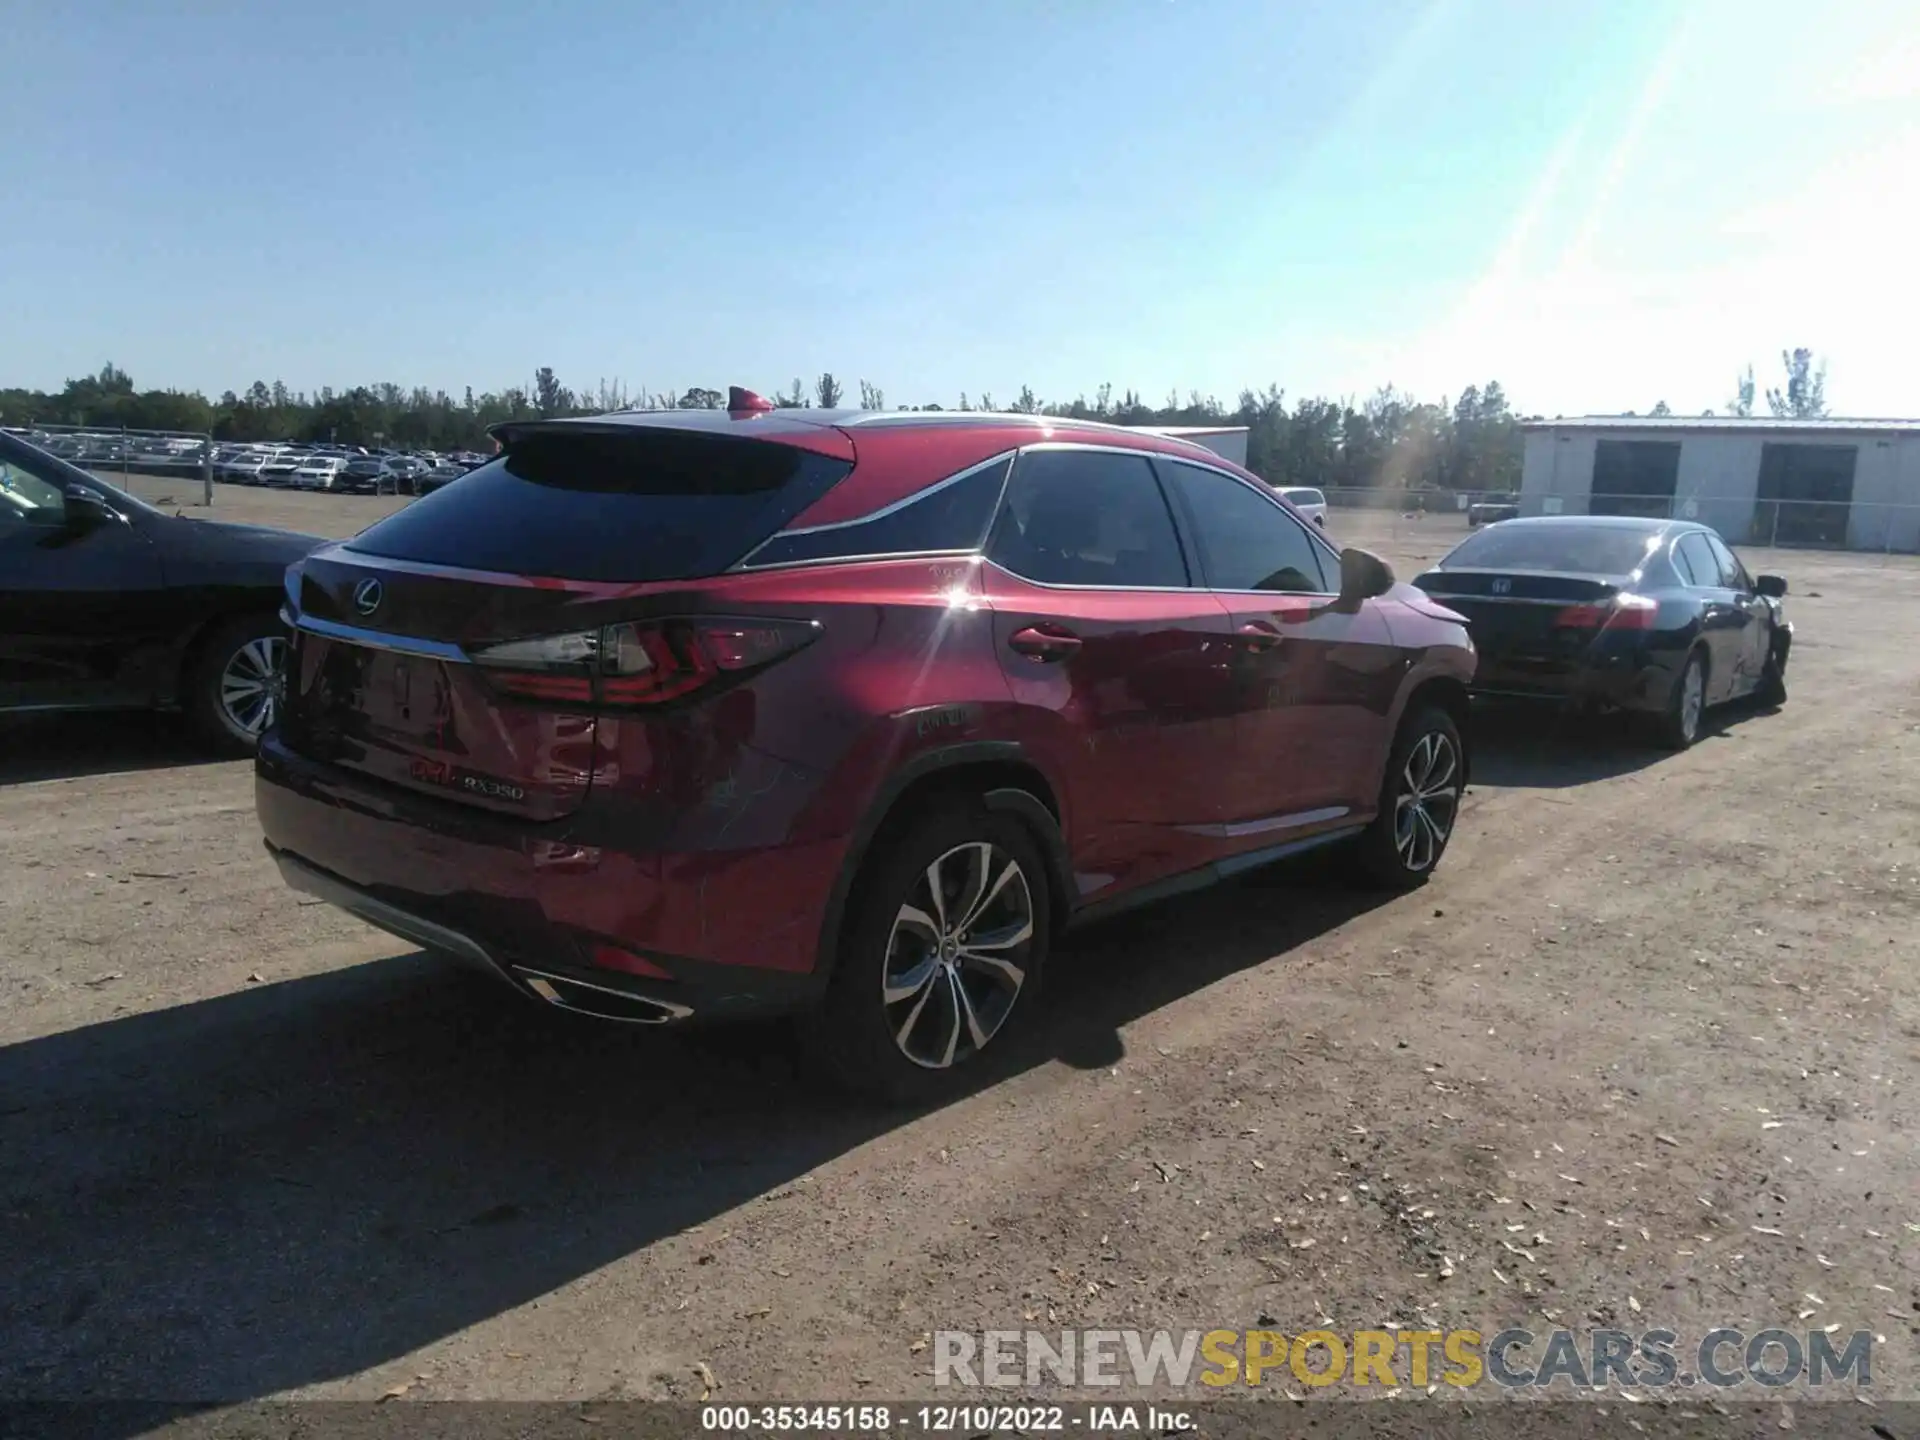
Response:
[857,379,885,410]
[1765,348,1828,418]
[677,387,722,409]
[533,367,574,418]
[1728,365,1756,418]
[814,373,843,408]
[1650,399,1672,416]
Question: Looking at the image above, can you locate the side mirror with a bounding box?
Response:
[62,485,124,531]
[1755,574,1787,598]
[1338,546,1396,603]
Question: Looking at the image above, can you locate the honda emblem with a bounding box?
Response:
[1490,578,1511,595]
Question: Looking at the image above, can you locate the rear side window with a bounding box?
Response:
[1443,522,1660,576]
[1166,462,1330,593]
[1669,536,1700,585]
[1674,533,1716,587]
[987,449,1187,588]
[345,429,852,583]
[741,455,1011,569]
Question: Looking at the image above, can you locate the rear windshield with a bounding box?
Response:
[1284,488,1325,505]
[345,429,853,582]
[1443,522,1661,576]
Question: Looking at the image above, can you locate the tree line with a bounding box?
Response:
[0,348,1831,496]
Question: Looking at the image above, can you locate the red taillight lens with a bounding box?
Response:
[1553,594,1657,632]
[471,618,817,708]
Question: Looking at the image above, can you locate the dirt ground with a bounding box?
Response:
[2,483,1915,1416]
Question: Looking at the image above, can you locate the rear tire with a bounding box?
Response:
[804,798,1051,1107]
[1350,706,1465,890]
[186,612,289,756]
[1655,649,1707,750]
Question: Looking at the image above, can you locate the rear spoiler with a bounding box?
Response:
[487,414,856,460]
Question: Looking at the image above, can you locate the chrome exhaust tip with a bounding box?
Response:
[511,967,692,1025]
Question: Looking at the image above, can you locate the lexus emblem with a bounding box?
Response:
[351,578,385,616]
[1490,578,1511,595]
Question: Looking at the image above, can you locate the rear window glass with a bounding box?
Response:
[743,455,1010,568]
[1443,522,1661,576]
[1284,488,1325,505]
[345,429,851,582]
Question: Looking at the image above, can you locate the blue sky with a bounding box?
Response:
[6,0,1917,415]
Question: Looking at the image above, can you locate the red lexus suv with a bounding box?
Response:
[258,395,1475,1102]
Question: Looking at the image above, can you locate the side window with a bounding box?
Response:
[0,455,68,531]
[1705,533,1750,590]
[740,456,1011,568]
[987,449,1187,588]
[1675,534,1716,588]
[1163,461,1330,593]
[1669,536,1700,585]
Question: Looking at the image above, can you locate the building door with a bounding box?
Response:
[1590,440,1682,518]
[1755,444,1856,547]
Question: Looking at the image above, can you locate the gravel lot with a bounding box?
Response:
[2,483,1915,1413]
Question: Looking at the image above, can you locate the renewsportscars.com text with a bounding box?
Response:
[933,1327,1874,1390]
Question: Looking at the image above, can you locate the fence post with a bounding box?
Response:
[119,424,130,491]
[202,431,213,507]
[1769,502,1780,549]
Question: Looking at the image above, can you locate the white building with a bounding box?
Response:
[1135,425,1249,467]
[1518,417,1920,552]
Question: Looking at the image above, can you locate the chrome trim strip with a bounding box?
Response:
[1213,823,1367,877]
[512,966,695,1022]
[733,453,1015,572]
[774,451,1015,538]
[1424,594,1593,607]
[1178,806,1351,840]
[292,614,471,663]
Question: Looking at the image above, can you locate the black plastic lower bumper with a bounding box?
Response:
[268,845,826,1026]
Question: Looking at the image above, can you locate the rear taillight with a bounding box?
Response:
[470,618,817,708]
[1554,594,1657,631]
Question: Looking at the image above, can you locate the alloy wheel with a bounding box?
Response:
[219,634,287,739]
[1393,730,1461,873]
[882,841,1035,1070]
[1680,660,1704,741]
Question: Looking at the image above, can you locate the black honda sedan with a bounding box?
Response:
[0,430,322,754]
[1413,516,1791,749]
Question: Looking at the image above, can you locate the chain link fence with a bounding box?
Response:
[22,421,215,506]
[1314,486,1920,560]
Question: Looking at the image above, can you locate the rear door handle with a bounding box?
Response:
[1236,621,1284,651]
[1008,626,1082,661]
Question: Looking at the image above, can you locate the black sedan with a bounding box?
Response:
[0,430,322,754]
[1413,516,1791,749]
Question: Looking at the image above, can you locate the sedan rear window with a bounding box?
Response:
[346,428,853,582]
[1442,522,1661,576]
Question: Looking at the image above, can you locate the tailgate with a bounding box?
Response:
[281,555,602,821]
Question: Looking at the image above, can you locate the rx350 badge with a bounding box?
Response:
[409,757,527,804]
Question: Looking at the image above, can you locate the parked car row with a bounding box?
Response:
[215,444,486,494]
[0,402,1792,1104]
[8,429,209,474]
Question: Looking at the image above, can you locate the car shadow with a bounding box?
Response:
[1467,697,1776,790]
[0,852,1388,1420]
[0,713,228,787]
